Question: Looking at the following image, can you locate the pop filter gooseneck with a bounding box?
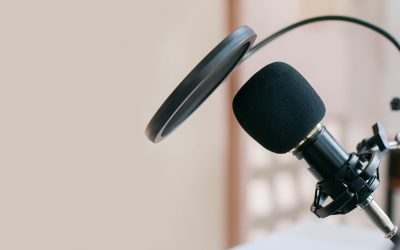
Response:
[242,15,400,61]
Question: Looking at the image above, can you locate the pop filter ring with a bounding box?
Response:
[145,26,256,143]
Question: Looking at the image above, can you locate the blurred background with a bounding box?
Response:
[1,1,400,250]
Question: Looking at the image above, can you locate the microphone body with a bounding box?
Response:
[294,125,348,182]
[294,124,398,240]
[232,61,399,242]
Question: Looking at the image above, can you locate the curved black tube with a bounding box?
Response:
[242,15,400,61]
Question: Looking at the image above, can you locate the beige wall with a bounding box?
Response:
[1,1,227,250]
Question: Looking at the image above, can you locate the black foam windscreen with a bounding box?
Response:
[233,62,326,153]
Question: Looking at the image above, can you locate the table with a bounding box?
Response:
[231,220,393,250]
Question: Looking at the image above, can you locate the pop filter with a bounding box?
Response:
[145,26,256,143]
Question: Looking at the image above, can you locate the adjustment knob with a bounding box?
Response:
[391,97,400,111]
[370,123,390,152]
[357,123,390,153]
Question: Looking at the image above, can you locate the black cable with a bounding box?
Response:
[242,15,400,61]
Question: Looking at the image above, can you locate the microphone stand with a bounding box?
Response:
[359,197,399,243]
[355,122,400,243]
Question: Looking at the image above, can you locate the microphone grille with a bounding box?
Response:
[232,62,326,153]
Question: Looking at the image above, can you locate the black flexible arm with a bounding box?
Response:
[242,15,400,61]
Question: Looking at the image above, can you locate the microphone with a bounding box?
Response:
[232,62,399,242]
